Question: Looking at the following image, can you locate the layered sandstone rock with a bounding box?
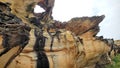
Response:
[1,31,111,68]
[0,0,114,68]
[0,16,112,68]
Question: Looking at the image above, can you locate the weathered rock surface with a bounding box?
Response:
[0,16,112,68]
[0,0,115,68]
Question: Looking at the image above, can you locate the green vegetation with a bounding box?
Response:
[105,54,120,68]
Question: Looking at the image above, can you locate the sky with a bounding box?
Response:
[34,0,120,40]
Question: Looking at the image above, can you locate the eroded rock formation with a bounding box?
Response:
[0,0,117,68]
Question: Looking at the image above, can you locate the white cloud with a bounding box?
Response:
[52,0,95,21]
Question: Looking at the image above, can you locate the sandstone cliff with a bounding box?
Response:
[0,0,115,68]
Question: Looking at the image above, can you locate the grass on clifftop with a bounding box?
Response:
[105,54,120,68]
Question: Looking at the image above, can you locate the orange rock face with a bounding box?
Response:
[0,27,112,68]
[0,0,113,68]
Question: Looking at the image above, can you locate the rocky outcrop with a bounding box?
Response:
[1,30,111,68]
[0,0,115,68]
[0,15,112,68]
